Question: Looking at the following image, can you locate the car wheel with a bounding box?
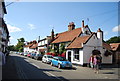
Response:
[45,60,47,64]
[58,64,61,69]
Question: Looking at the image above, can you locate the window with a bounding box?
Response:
[74,49,79,54]
[74,49,79,61]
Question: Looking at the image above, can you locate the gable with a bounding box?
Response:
[84,33,98,44]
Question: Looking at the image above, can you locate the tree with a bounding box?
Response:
[15,38,25,52]
[106,36,120,44]
[59,43,66,54]
[8,45,16,51]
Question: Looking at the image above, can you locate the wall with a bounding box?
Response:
[66,49,83,65]
[83,34,98,63]
[102,48,112,64]
[0,2,4,18]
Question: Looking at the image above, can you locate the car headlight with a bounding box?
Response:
[59,62,63,64]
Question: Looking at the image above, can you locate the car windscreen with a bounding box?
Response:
[37,54,42,56]
[47,56,53,58]
[58,57,67,61]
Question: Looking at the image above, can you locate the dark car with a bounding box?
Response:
[30,53,36,59]
[34,54,43,60]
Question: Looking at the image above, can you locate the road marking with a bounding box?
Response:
[25,59,30,62]
[30,63,40,68]
[44,71,64,81]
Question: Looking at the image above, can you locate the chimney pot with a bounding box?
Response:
[68,22,75,31]
[82,20,84,27]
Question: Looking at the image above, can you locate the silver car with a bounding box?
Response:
[42,55,53,64]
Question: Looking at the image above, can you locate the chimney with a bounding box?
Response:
[68,22,75,31]
[38,36,40,42]
[51,29,54,41]
[33,40,37,44]
[97,28,103,39]
[82,20,84,27]
[27,42,29,45]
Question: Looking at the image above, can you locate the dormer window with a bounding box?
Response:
[85,31,88,34]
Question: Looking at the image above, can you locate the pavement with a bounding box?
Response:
[2,55,20,80]
[2,54,120,81]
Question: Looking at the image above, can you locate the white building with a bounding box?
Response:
[38,36,53,54]
[51,21,112,66]
[24,40,38,53]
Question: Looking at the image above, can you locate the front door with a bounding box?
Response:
[68,51,71,62]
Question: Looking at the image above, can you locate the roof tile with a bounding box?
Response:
[52,28,82,43]
[66,35,91,49]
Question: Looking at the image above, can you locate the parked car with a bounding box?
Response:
[51,56,72,69]
[16,52,20,54]
[30,53,36,59]
[27,53,31,57]
[42,55,53,63]
[34,54,43,60]
[24,52,28,56]
[20,52,24,55]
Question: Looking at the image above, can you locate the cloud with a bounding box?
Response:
[9,36,14,40]
[104,31,108,36]
[112,25,120,32]
[7,24,22,33]
[28,23,36,30]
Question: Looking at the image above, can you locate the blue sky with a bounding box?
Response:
[4,2,119,45]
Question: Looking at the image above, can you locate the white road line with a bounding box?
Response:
[25,59,30,62]
[44,71,64,81]
[30,63,40,68]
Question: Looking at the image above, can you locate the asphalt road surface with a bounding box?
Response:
[5,53,119,81]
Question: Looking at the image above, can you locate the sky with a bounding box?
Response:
[4,1,119,45]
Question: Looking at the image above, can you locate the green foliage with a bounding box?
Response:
[8,45,16,51]
[59,43,66,54]
[15,37,25,52]
[106,36,120,44]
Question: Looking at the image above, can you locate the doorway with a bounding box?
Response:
[68,51,71,62]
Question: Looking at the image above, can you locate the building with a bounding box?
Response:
[38,32,54,54]
[24,40,38,53]
[0,1,9,53]
[51,20,112,66]
[110,43,120,64]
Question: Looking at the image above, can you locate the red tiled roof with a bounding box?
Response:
[103,43,112,50]
[52,28,82,43]
[66,35,91,49]
[110,43,120,51]
[24,43,34,47]
[30,43,38,49]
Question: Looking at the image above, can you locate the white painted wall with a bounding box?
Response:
[102,49,112,64]
[83,34,112,64]
[66,49,84,65]
[38,39,48,46]
[83,34,98,63]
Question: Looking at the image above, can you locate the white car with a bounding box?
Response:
[24,52,28,56]
[42,55,53,64]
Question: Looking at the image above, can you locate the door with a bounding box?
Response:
[68,51,71,62]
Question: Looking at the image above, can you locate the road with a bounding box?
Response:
[4,53,119,80]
